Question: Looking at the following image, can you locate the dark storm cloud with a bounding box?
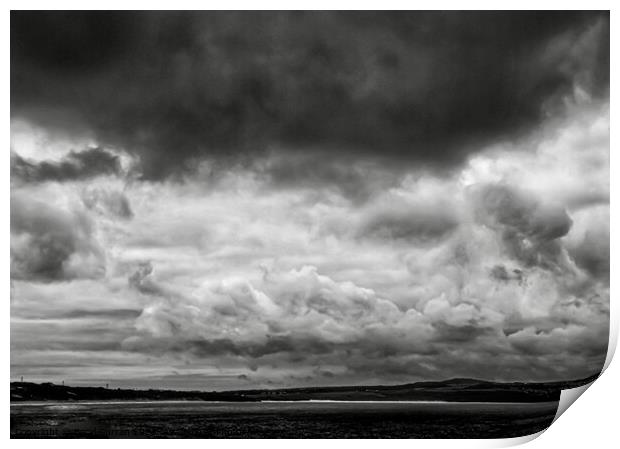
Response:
[472,183,572,271]
[10,193,105,282]
[11,147,122,183]
[567,228,610,281]
[473,184,572,241]
[571,245,609,281]
[11,11,609,179]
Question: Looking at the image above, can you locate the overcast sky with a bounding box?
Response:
[10,11,609,390]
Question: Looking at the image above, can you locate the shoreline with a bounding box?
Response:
[11,399,560,406]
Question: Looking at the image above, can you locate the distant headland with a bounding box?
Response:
[10,374,599,403]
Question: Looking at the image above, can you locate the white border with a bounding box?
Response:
[4,3,617,447]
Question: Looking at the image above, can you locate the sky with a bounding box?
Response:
[10,11,609,390]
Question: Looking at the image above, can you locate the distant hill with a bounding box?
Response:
[10,374,599,403]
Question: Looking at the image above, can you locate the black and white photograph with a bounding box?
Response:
[9,9,610,439]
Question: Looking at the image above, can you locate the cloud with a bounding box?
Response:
[82,188,133,219]
[9,29,609,387]
[57,308,142,320]
[459,99,609,211]
[507,324,608,357]
[564,205,609,281]
[356,195,458,243]
[255,152,400,202]
[470,183,573,272]
[127,261,167,297]
[11,11,609,179]
[119,258,607,383]
[123,265,432,362]
[472,183,572,241]
[11,147,122,183]
[489,265,525,284]
[10,193,105,281]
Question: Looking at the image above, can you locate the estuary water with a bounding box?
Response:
[11,400,559,438]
